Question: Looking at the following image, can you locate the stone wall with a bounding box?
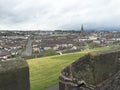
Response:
[95,71,120,90]
[59,49,120,90]
[0,60,30,90]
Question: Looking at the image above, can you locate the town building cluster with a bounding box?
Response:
[0,27,120,60]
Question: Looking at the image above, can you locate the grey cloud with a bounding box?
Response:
[0,0,50,24]
[0,0,120,30]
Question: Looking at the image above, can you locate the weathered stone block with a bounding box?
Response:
[59,49,120,90]
[0,60,30,90]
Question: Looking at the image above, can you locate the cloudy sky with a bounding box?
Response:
[0,0,120,30]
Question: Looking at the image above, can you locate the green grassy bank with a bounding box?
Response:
[27,46,117,90]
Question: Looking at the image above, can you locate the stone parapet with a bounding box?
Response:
[59,49,120,90]
[0,60,30,90]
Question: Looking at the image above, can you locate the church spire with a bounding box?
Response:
[81,24,84,32]
[81,24,84,36]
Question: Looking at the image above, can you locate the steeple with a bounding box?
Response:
[81,24,84,36]
[81,24,84,32]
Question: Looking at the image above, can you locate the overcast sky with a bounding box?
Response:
[0,0,120,30]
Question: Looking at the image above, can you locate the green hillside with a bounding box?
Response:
[27,47,114,90]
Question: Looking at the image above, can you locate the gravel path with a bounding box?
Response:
[46,84,59,90]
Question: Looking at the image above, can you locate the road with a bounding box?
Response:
[26,38,32,56]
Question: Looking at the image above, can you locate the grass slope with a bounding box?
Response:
[27,47,112,90]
